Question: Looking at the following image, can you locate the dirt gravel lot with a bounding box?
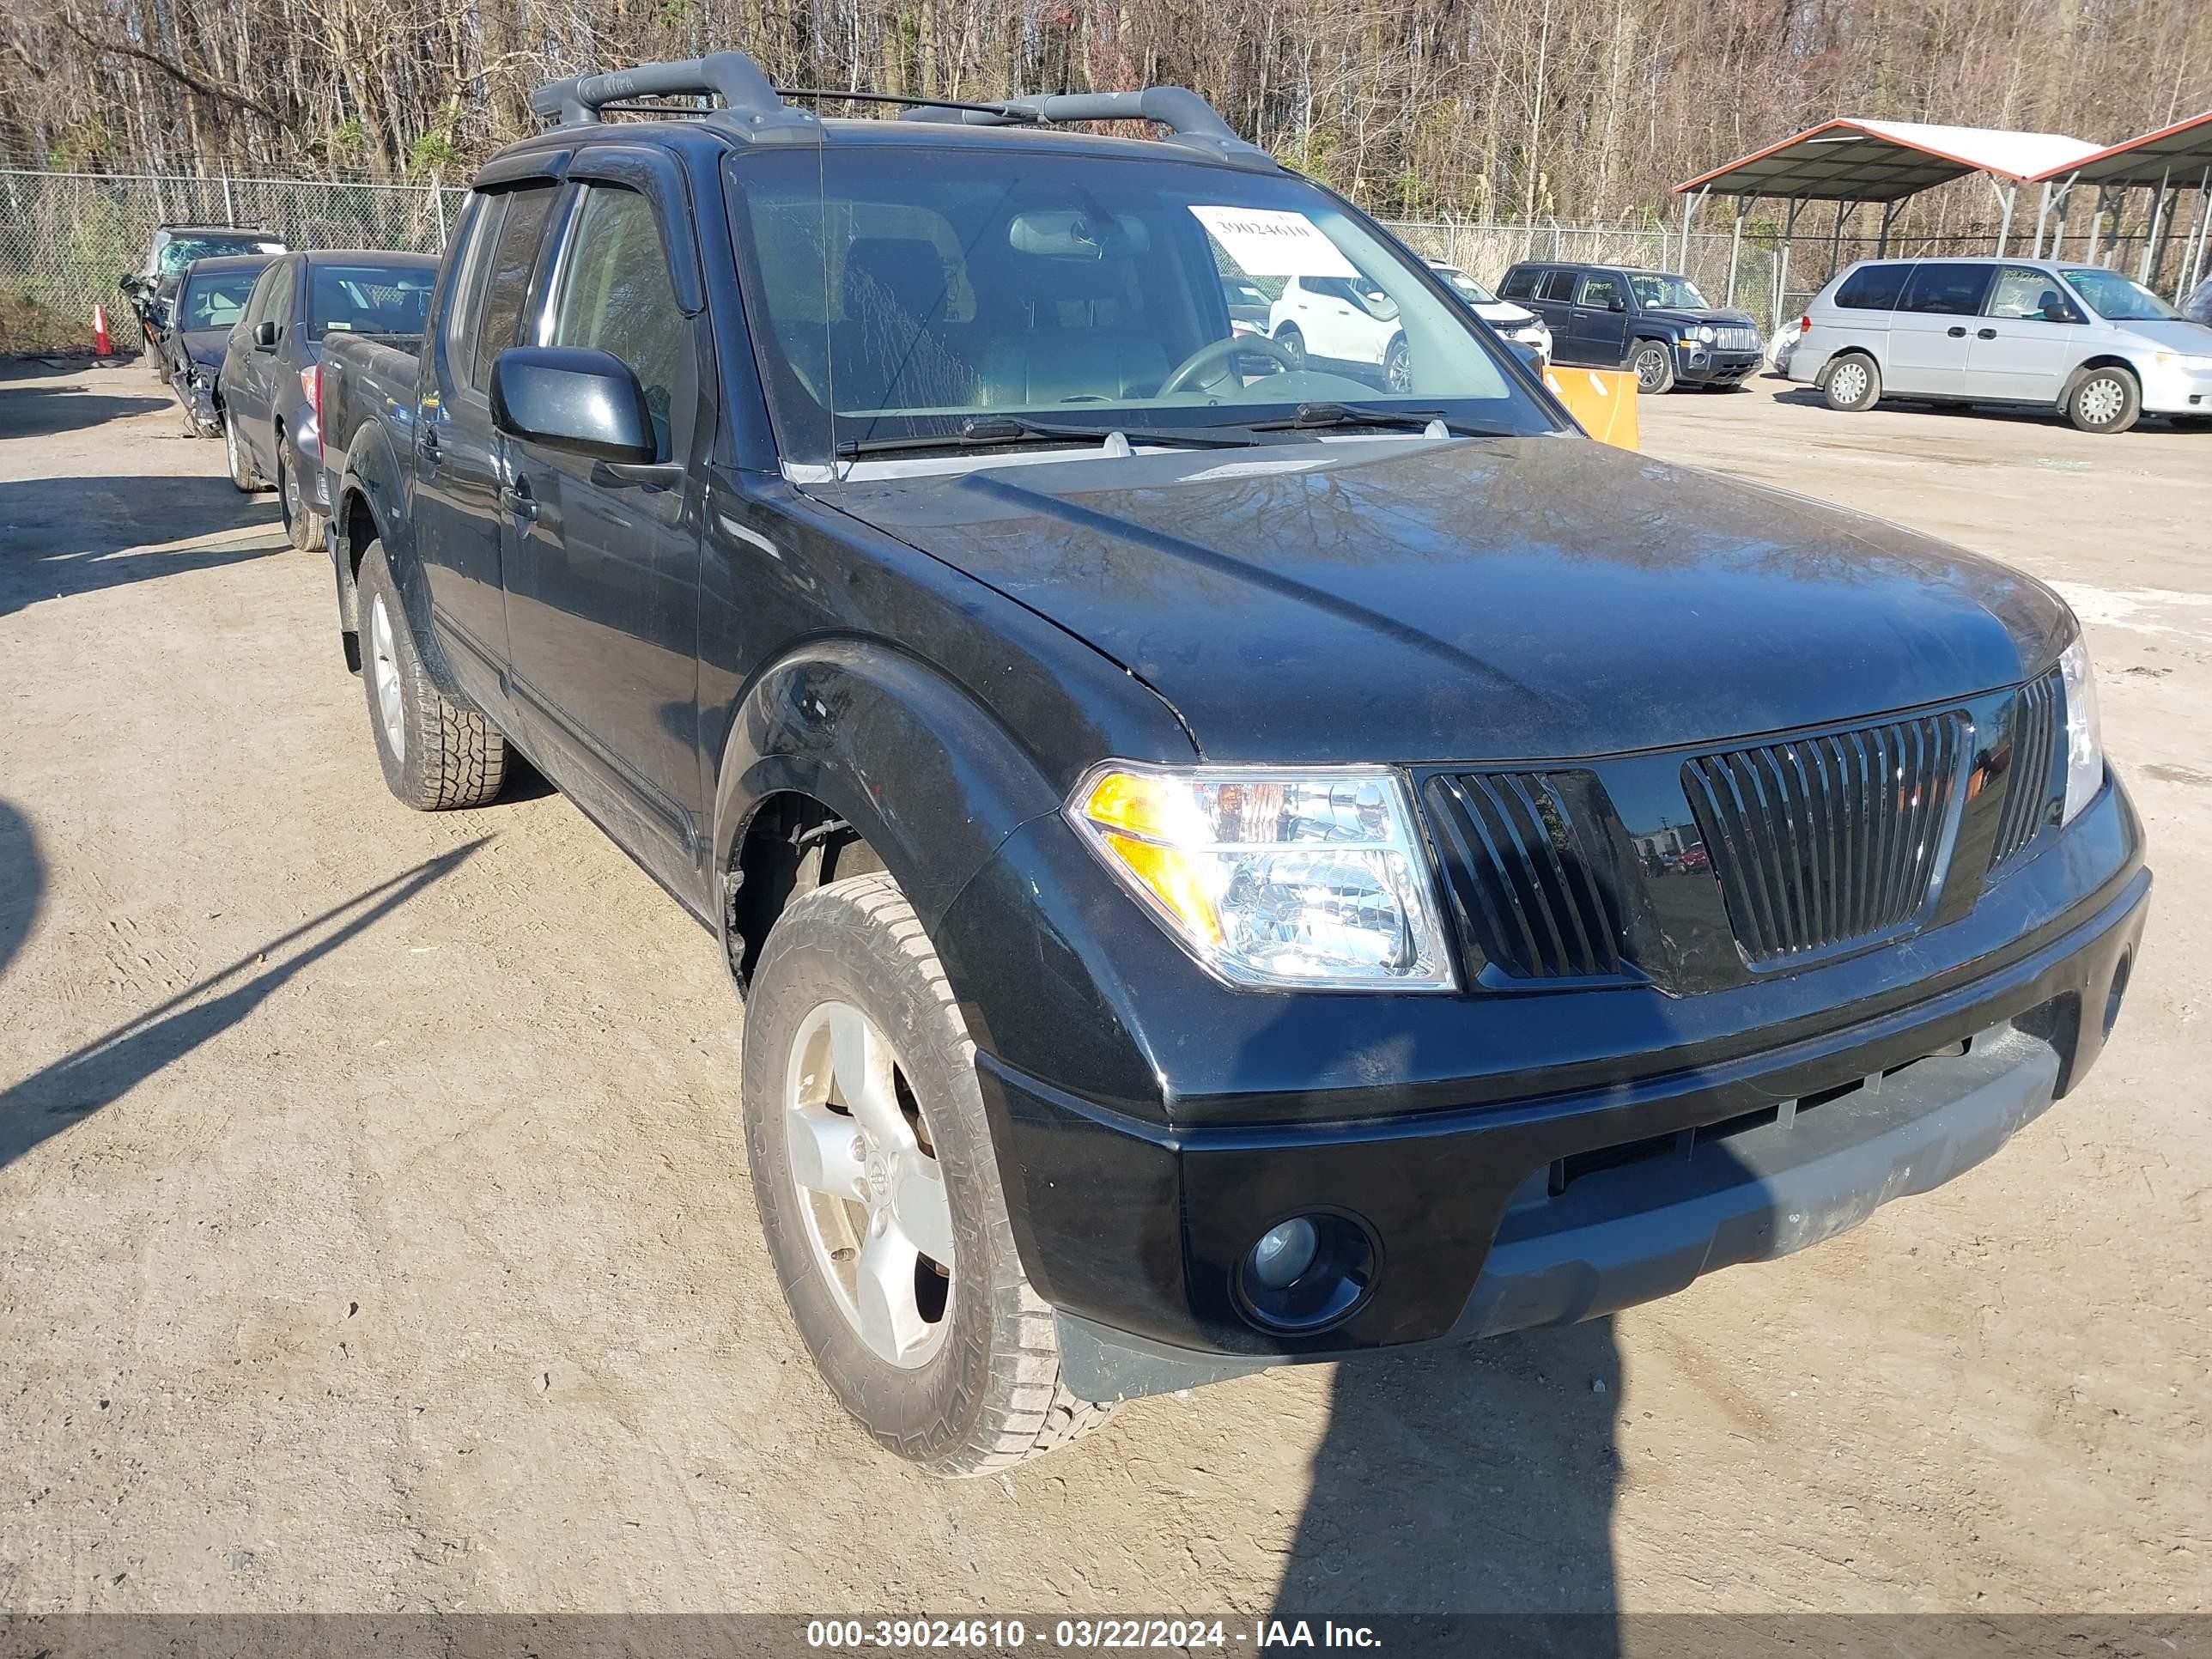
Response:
[1,361,2205,1620]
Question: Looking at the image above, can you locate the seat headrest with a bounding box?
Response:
[842,237,948,322]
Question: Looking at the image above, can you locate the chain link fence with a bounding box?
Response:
[1,164,1815,355]
[0,167,463,353]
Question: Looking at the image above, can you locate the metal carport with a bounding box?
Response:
[1670,118,2103,325]
[2028,109,2212,301]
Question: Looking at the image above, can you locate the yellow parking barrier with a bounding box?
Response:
[1542,365,1640,452]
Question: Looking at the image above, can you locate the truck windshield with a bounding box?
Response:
[1627,273,1711,310]
[2059,267,2182,322]
[159,234,281,276]
[307,263,436,340]
[727,143,1555,464]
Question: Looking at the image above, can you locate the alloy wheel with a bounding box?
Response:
[1635,346,1669,391]
[784,1000,954,1368]
[369,593,406,763]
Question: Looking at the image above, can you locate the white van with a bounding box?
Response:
[1786,256,2212,434]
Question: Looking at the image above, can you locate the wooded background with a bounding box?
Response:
[3,0,2209,230]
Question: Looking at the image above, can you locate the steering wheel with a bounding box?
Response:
[1158,332,1299,397]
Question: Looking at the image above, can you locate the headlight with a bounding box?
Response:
[1695,325,1717,344]
[2152,350,2212,371]
[1067,765,1456,990]
[2058,635,2104,823]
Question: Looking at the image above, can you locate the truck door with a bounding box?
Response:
[1570,271,1631,367]
[412,181,559,708]
[498,160,707,890]
[1885,262,1994,396]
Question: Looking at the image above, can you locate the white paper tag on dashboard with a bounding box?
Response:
[1188,207,1359,278]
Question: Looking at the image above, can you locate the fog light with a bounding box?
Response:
[1235,1212,1376,1335]
[2105,951,2131,1038]
[1249,1218,1318,1290]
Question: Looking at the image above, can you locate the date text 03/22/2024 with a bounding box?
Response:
[803,1619,1384,1650]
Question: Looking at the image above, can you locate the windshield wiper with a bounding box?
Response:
[837,414,1256,458]
[1240,403,1506,438]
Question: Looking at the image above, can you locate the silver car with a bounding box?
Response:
[1787,256,2212,434]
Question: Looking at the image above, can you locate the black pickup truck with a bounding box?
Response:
[319,52,2148,1475]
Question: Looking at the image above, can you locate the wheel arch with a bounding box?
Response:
[2062,355,2141,395]
[712,640,1068,990]
[1814,344,1880,387]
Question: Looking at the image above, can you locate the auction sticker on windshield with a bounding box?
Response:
[1188,206,1358,278]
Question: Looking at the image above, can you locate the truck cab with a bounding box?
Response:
[319,53,2147,1477]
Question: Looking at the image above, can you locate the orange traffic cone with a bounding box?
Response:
[93,301,114,357]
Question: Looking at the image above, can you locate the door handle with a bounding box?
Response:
[500,477,538,520]
[1977,327,1998,340]
[1946,325,1967,337]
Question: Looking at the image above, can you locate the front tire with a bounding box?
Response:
[1823,352,1881,412]
[355,539,507,811]
[1631,340,1675,394]
[2067,366,2141,434]
[1382,336,1412,393]
[742,872,1115,1475]
[1274,325,1305,372]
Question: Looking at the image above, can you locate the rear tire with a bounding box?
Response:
[1274,325,1305,372]
[355,538,506,811]
[1823,352,1881,412]
[278,430,322,551]
[1631,340,1675,394]
[741,872,1115,1475]
[1382,336,1411,392]
[225,414,261,492]
[2066,366,2140,434]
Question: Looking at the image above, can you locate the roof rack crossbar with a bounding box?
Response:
[529,51,818,143]
[897,87,1277,171]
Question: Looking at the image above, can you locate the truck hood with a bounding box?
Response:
[833,434,2070,763]
[181,328,230,369]
[1643,307,1759,331]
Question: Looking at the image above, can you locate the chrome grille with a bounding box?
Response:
[1989,671,2061,869]
[1682,714,1967,963]
[1424,771,1625,980]
[1714,325,1759,352]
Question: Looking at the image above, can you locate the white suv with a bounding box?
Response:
[1268,274,1413,390]
[1786,256,2212,434]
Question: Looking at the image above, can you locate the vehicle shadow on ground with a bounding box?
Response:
[0,378,172,440]
[0,799,41,988]
[0,840,486,1171]
[1274,1325,1624,1642]
[0,474,283,622]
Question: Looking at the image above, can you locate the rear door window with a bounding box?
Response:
[1834,263,1910,311]
[1899,263,1996,316]
[1538,270,1578,302]
[469,185,558,389]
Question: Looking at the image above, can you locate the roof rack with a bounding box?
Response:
[529,49,1275,168]
[897,88,1277,171]
[528,51,818,143]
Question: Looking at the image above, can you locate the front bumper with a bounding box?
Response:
[176,369,222,434]
[2138,358,2212,416]
[957,807,2148,1398]
[1675,345,1763,385]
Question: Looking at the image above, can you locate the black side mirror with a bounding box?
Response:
[489,346,657,464]
[1508,340,1546,376]
[253,320,281,349]
[1607,296,1627,313]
